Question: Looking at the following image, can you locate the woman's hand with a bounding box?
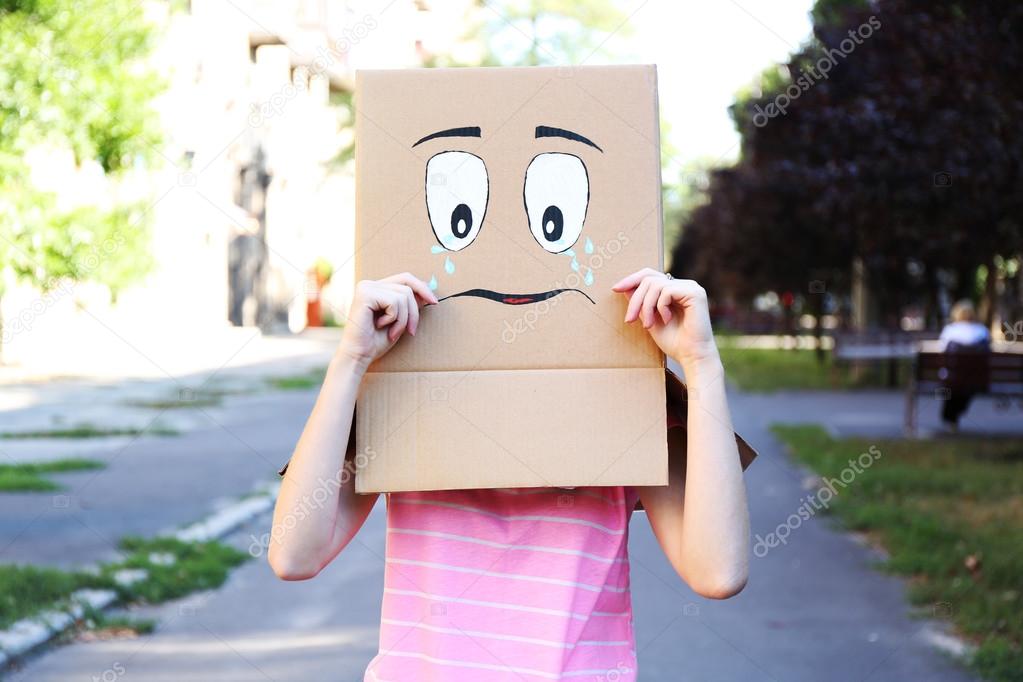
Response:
[338,272,437,369]
[612,268,718,367]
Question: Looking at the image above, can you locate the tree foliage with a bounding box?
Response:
[673,0,1023,326]
[0,0,163,294]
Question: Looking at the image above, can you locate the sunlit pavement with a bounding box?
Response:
[5,380,987,681]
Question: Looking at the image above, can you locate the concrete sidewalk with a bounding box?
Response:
[6,385,982,681]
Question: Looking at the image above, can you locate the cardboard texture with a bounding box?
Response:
[354,65,670,493]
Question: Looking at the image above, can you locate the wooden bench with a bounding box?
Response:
[904,350,1023,434]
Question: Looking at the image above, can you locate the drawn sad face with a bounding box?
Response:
[356,66,662,371]
[416,125,601,307]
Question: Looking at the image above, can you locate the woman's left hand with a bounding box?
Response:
[612,268,719,367]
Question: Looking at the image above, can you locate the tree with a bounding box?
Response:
[469,0,630,66]
[673,0,1023,331]
[0,0,163,354]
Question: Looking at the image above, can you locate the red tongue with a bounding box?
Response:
[503,296,533,304]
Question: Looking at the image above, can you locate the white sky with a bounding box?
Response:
[609,0,815,167]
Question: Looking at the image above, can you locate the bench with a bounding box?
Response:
[904,350,1023,434]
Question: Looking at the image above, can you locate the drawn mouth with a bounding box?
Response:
[437,288,596,305]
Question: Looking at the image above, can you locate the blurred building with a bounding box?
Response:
[1,0,475,371]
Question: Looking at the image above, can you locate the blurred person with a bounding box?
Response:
[268,270,750,681]
[938,299,991,431]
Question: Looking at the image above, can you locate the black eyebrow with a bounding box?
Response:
[412,126,481,147]
[535,125,603,152]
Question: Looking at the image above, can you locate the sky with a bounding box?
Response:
[614,0,815,167]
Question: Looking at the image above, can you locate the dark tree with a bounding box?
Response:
[673,0,1023,330]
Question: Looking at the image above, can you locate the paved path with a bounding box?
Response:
[5,383,988,681]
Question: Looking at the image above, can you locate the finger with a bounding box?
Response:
[388,297,409,343]
[640,277,666,328]
[612,267,665,292]
[656,286,675,324]
[625,278,652,323]
[384,272,439,305]
[404,286,420,336]
[374,293,399,328]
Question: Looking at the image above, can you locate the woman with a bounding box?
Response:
[938,299,991,431]
[268,268,750,681]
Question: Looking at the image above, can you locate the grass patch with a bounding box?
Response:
[83,611,157,636]
[771,424,1023,681]
[0,458,105,492]
[126,397,222,410]
[0,424,179,440]
[717,341,908,392]
[0,536,247,633]
[107,536,247,603]
[266,366,327,391]
[0,565,112,629]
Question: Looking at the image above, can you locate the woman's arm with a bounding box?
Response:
[613,269,750,599]
[268,273,437,580]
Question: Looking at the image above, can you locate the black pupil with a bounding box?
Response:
[451,203,472,239]
[542,205,563,242]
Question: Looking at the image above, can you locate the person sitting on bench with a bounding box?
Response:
[938,300,991,431]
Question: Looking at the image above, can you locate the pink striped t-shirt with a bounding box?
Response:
[364,485,641,681]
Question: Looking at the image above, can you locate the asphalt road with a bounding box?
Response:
[4,380,991,681]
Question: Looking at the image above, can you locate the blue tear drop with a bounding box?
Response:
[584,268,594,286]
[564,248,575,258]
[584,237,594,254]
[428,275,438,291]
[571,258,580,272]
[430,245,445,254]
[444,256,455,274]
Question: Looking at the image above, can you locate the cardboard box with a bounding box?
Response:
[354,64,670,493]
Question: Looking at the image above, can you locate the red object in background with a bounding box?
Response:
[781,291,794,308]
[305,268,327,328]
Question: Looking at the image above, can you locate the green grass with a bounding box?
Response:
[0,565,112,629]
[0,424,179,439]
[772,425,1023,681]
[107,536,248,603]
[0,458,105,492]
[717,341,909,392]
[266,366,327,391]
[0,536,247,632]
[85,611,157,635]
[126,397,222,409]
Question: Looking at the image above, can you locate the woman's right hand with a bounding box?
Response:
[338,273,438,369]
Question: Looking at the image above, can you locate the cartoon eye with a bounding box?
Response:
[425,151,489,251]
[524,152,589,253]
